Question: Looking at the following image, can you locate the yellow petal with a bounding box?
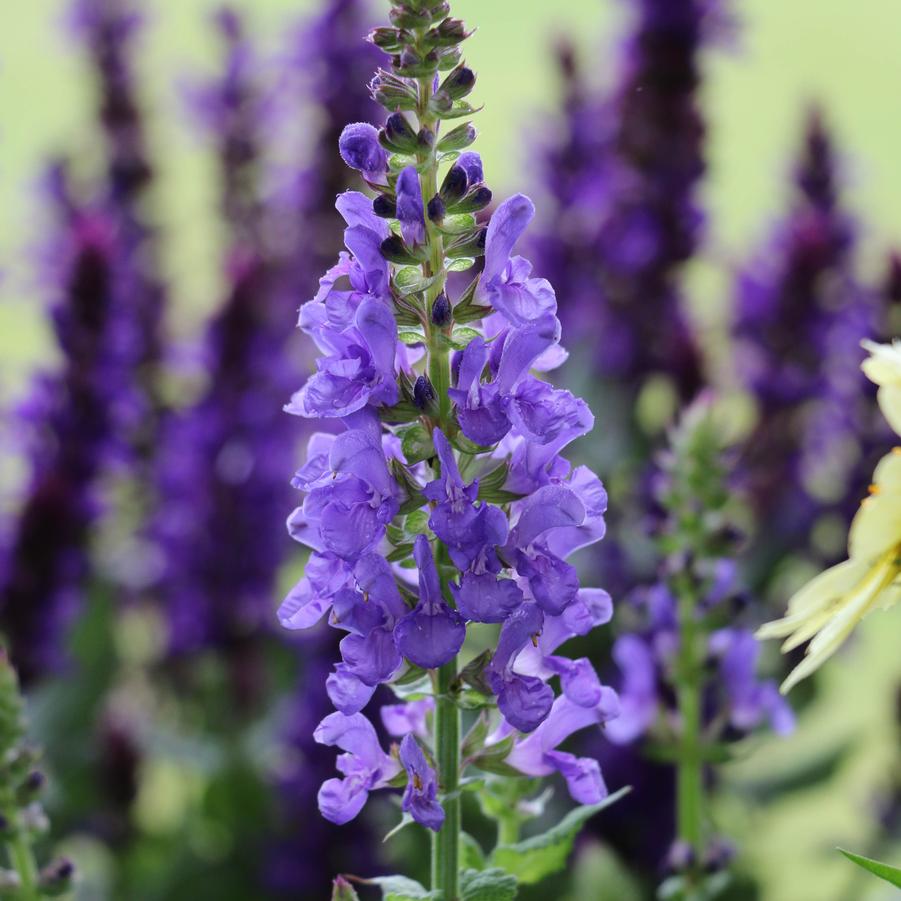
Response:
[879,384,901,438]
[756,558,866,643]
[861,338,901,386]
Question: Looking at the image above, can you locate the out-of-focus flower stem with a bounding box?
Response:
[675,569,704,894]
[8,833,39,900]
[417,59,460,901]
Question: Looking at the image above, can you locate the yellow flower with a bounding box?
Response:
[861,338,901,436]
[757,340,901,693]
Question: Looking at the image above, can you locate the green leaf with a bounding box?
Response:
[490,788,632,885]
[461,833,487,871]
[387,542,414,563]
[390,672,433,701]
[382,813,415,843]
[838,848,901,888]
[400,424,436,465]
[398,329,427,346]
[460,868,518,901]
[363,875,439,901]
[447,256,476,272]
[444,326,481,350]
[404,510,431,536]
[381,401,422,424]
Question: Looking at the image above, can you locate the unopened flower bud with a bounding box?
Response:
[417,127,435,151]
[438,65,476,101]
[437,122,477,152]
[389,7,432,30]
[427,195,446,223]
[667,840,696,874]
[16,769,45,804]
[431,293,451,326]
[373,194,398,219]
[383,113,418,153]
[38,858,75,897]
[439,166,468,205]
[380,235,423,265]
[430,16,472,46]
[413,375,437,411]
[451,186,492,215]
[367,26,404,53]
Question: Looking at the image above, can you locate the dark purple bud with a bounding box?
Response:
[38,858,75,894]
[440,165,468,204]
[431,293,451,326]
[373,194,397,219]
[667,840,696,874]
[450,186,492,215]
[430,16,472,47]
[389,7,432,30]
[383,113,418,153]
[437,122,477,152]
[445,228,487,260]
[381,235,423,265]
[367,26,404,53]
[438,65,476,101]
[417,128,435,151]
[702,838,736,873]
[369,70,419,112]
[413,375,437,411]
[17,769,45,803]
[427,195,446,223]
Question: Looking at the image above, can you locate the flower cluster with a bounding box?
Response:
[278,0,617,854]
[531,0,725,400]
[68,0,169,453]
[758,339,901,692]
[607,399,793,882]
[0,171,119,682]
[0,648,75,896]
[733,109,887,578]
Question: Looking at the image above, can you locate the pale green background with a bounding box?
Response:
[1,2,900,899]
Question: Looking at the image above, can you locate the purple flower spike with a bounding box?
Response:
[394,536,466,670]
[314,712,400,825]
[396,165,426,246]
[399,735,445,832]
[339,122,388,182]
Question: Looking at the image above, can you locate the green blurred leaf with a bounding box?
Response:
[364,875,438,900]
[461,832,487,871]
[838,848,901,888]
[490,788,631,884]
[460,867,518,900]
[400,424,435,465]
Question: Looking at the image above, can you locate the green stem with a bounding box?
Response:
[8,832,40,900]
[497,814,519,847]
[674,572,704,890]
[433,661,461,900]
[416,60,459,901]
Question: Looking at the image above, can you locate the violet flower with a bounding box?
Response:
[732,109,887,584]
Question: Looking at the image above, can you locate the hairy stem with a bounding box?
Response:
[8,832,39,900]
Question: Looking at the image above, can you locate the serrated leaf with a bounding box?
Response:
[461,833,487,871]
[490,788,631,885]
[399,329,427,346]
[460,868,518,900]
[838,848,901,888]
[400,424,436,465]
[363,875,439,901]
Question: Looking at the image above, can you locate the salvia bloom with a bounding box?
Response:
[151,8,296,660]
[607,399,792,890]
[68,0,169,453]
[0,173,118,682]
[532,0,725,400]
[278,2,618,895]
[0,648,76,896]
[758,339,901,692]
[732,109,886,579]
